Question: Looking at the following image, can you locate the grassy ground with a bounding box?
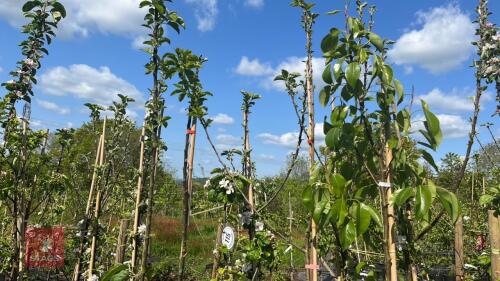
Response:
[149,215,307,280]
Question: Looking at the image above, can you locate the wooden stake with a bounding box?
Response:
[179,120,197,279]
[73,125,105,281]
[383,144,397,281]
[488,210,500,281]
[88,117,107,279]
[131,126,146,272]
[454,216,464,281]
[211,222,223,280]
[115,219,130,264]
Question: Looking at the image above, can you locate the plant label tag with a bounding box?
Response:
[221,226,235,250]
[378,181,391,188]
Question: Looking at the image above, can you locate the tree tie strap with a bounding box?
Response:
[186,129,196,135]
[305,264,319,270]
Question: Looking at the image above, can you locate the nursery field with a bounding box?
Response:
[0,0,499,281]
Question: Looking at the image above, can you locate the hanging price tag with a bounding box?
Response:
[221,226,235,250]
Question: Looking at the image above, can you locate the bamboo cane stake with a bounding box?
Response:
[131,126,146,273]
[88,116,107,279]
[73,125,105,281]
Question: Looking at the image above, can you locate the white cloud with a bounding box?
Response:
[36,99,70,115]
[0,0,148,39]
[413,114,469,139]
[185,0,218,32]
[403,66,414,75]
[216,134,241,145]
[257,154,276,162]
[39,64,144,105]
[388,4,475,74]
[258,123,326,148]
[245,0,264,8]
[0,66,3,73]
[235,57,273,76]
[235,56,326,91]
[419,88,473,112]
[418,88,493,113]
[212,113,234,124]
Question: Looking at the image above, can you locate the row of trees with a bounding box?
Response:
[0,0,498,281]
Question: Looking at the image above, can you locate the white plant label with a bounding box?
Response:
[221,226,235,250]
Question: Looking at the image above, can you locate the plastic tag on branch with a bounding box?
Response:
[221,226,235,250]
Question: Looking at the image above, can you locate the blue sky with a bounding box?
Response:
[0,0,498,177]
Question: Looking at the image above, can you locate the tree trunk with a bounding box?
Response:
[115,219,130,264]
[488,210,500,281]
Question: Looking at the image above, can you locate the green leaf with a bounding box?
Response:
[319,86,331,107]
[101,264,130,281]
[325,127,341,149]
[415,185,432,220]
[346,62,361,88]
[420,149,439,172]
[327,10,341,15]
[313,197,328,223]
[363,204,382,227]
[436,187,460,223]
[322,64,333,84]
[356,203,372,236]
[302,186,314,211]
[51,2,66,18]
[340,221,356,249]
[321,28,340,53]
[333,61,343,81]
[323,119,332,135]
[368,32,384,52]
[421,100,442,150]
[330,174,346,196]
[391,188,414,207]
[381,64,393,84]
[22,1,41,12]
[394,79,404,104]
[479,194,494,206]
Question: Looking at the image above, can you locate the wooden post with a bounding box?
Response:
[115,219,130,264]
[454,216,464,281]
[88,117,107,279]
[211,222,223,279]
[488,210,500,281]
[131,126,146,273]
[383,144,397,281]
[73,126,105,281]
[179,120,197,279]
